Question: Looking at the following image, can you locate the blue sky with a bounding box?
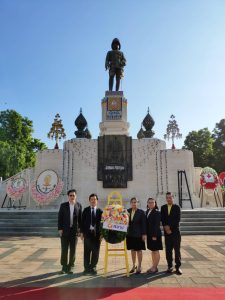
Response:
[0,0,225,149]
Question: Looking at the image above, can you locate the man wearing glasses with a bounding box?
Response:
[58,189,82,274]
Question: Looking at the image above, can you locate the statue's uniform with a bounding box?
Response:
[105,50,126,78]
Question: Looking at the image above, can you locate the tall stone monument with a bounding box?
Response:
[98,40,132,189]
[0,38,201,209]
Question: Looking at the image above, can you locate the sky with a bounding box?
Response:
[0,0,225,149]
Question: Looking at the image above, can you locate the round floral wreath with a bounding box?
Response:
[6,178,27,200]
[200,167,219,193]
[200,167,218,179]
[101,204,129,244]
[31,178,64,205]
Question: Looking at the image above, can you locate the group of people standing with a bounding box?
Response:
[126,193,182,275]
[58,190,182,276]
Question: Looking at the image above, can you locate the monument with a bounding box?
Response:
[105,38,126,92]
[0,39,204,209]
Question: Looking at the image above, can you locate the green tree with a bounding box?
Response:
[212,119,225,173]
[183,128,214,168]
[0,110,47,180]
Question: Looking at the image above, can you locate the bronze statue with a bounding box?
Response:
[105,38,126,91]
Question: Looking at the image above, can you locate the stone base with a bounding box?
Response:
[99,91,129,136]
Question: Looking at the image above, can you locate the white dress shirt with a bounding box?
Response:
[69,203,75,227]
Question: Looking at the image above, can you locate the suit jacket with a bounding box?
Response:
[127,208,146,238]
[58,201,82,236]
[146,208,162,238]
[81,206,103,239]
[161,204,181,234]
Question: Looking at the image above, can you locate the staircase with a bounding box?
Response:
[0,209,225,237]
[180,209,225,235]
[0,210,58,237]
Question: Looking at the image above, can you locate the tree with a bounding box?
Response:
[212,119,225,173]
[183,128,214,168]
[0,110,47,180]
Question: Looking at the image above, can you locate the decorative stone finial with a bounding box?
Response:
[74,109,92,139]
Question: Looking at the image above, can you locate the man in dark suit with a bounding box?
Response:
[58,189,82,274]
[161,192,182,275]
[81,193,103,275]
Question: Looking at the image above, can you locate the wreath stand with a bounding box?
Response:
[1,194,26,209]
[103,191,129,277]
[199,186,222,207]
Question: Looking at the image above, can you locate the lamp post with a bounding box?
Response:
[47,113,66,149]
[164,114,182,149]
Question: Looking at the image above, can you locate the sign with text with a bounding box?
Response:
[103,221,128,232]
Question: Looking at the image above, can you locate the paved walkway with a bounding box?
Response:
[0,236,225,288]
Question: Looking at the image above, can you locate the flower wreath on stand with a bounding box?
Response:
[101,204,129,244]
[200,167,219,191]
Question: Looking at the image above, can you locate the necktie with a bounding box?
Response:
[168,205,172,215]
[91,208,95,226]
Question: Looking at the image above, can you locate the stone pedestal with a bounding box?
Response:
[99,91,130,136]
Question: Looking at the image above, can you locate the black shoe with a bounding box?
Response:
[166,267,173,273]
[176,268,182,275]
[129,266,137,274]
[83,269,89,275]
[135,268,142,275]
[60,266,67,274]
[89,268,97,275]
[67,267,74,274]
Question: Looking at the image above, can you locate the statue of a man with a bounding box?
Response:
[105,38,126,91]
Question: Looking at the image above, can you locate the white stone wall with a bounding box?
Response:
[155,149,197,208]
[0,140,201,210]
[35,149,63,178]
[62,138,198,210]
[34,149,64,207]
[0,149,64,209]
[63,139,98,208]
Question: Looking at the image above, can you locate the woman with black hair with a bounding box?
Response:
[126,197,146,274]
[146,198,163,273]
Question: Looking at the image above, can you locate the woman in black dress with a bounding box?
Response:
[126,197,146,274]
[146,197,163,273]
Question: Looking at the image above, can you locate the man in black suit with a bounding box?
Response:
[58,189,82,274]
[161,192,182,275]
[81,193,103,275]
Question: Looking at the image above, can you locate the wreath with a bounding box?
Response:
[200,167,218,190]
[101,204,129,244]
[200,167,218,179]
[31,178,64,205]
[6,178,27,200]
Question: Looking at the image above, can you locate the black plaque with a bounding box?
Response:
[98,135,132,188]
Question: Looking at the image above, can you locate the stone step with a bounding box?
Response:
[1,226,57,231]
[182,214,225,217]
[181,220,225,223]
[0,219,57,223]
[181,226,225,231]
[180,231,225,235]
[181,217,225,221]
[0,210,225,236]
[0,232,58,237]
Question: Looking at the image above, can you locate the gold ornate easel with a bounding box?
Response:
[103,191,129,277]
